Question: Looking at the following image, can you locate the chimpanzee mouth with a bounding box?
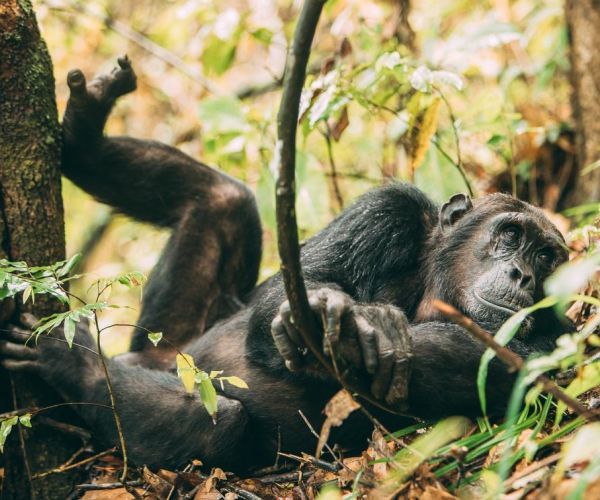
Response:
[473,291,529,316]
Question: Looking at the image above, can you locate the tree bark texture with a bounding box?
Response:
[565,0,600,205]
[0,1,80,498]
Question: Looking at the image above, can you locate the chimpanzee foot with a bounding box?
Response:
[66,56,136,109]
[271,287,413,407]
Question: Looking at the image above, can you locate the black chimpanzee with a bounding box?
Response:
[0,58,571,473]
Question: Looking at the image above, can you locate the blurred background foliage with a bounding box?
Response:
[33,0,592,354]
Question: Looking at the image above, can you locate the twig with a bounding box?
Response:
[220,483,263,500]
[92,310,129,482]
[504,451,561,489]
[298,410,344,467]
[9,375,34,492]
[433,87,473,197]
[75,480,144,491]
[275,0,412,418]
[0,401,113,421]
[36,416,91,441]
[278,452,341,472]
[258,470,315,484]
[275,0,328,368]
[322,123,344,210]
[433,300,600,421]
[33,447,117,479]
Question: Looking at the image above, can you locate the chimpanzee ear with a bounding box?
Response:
[440,193,473,230]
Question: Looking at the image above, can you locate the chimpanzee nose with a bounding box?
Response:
[509,264,535,291]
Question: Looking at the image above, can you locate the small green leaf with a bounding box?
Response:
[251,28,273,45]
[198,376,218,418]
[18,414,32,428]
[176,353,197,394]
[147,332,163,347]
[209,370,223,379]
[0,416,18,453]
[222,376,249,389]
[22,286,33,304]
[63,317,77,348]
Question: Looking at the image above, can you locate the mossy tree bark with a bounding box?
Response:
[0,1,80,498]
[565,0,600,205]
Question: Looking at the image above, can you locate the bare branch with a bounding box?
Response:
[434,300,600,422]
[275,0,328,368]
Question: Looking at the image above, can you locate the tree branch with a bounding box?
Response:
[433,300,600,422]
[275,0,328,367]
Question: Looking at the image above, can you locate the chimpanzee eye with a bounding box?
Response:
[538,249,554,265]
[500,225,521,243]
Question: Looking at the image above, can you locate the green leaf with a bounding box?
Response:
[147,332,163,347]
[117,271,147,289]
[251,28,273,45]
[55,254,82,277]
[202,35,237,76]
[545,254,600,300]
[63,317,77,348]
[198,96,246,134]
[198,374,218,418]
[176,353,197,394]
[0,416,18,453]
[222,376,249,389]
[18,414,32,428]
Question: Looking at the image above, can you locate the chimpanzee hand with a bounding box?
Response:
[0,314,100,399]
[271,288,413,407]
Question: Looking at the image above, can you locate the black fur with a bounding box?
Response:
[0,59,572,473]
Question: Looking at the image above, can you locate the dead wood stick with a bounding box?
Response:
[433,300,599,421]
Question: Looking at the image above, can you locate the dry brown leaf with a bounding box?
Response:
[194,493,222,500]
[332,106,349,141]
[421,485,457,500]
[316,390,360,457]
[143,465,173,497]
[81,489,144,500]
[339,38,352,58]
[410,98,441,171]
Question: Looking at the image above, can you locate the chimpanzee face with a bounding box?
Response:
[434,193,568,333]
[461,211,568,330]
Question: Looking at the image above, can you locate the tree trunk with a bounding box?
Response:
[0,1,80,498]
[565,0,600,205]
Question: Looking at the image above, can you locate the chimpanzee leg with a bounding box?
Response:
[0,322,249,471]
[62,58,262,359]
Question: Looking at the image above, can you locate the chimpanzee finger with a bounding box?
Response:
[271,315,303,371]
[321,291,345,353]
[385,358,411,406]
[0,298,15,325]
[370,332,394,400]
[279,301,303,346]
[0,340,38,360]
[2,325,33,345]
[20,313,38,329]
[354,315,378,375]
[0,359,39,373]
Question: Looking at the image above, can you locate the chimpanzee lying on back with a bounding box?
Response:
[0,58,571,473]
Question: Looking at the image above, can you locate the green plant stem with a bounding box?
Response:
[92,312,129,482]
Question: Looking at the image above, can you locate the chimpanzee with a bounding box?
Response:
[0,58,571,473]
